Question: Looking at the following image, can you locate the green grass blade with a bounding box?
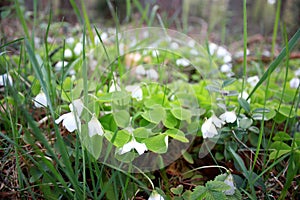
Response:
[25,39,83,198]
[80,0,94,46]
[69,0,83,24]
[271,0,281,56]
[248,28,300,100]
[14,0,29,39]
[0,38,24,50]
[94,26,111,63]
[241,0,247,96]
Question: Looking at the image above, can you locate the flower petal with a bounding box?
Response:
[176,58,190,67]
[201,118,218,138]
[33,92,48,108]
[238,91,250,103]
[109,80,121,93]
[64,49,73,59]
[0,73,13,86]
[62,112,81,132]
[55,113,69,124]
[54,61,69,71]
[224,174,236,195]
[118,140,135,155]
[133,140,148,155]
[290,77,300,89]
[148,190,164,200]
[118,140,148,155]
[247,76,259,87]
[146,69,159,80]
[220,111,237,123]
[211,115,225,128]
[69,99,84,116]
[74,42,83,56]
[88,116,104,137]
[135,65,146,75]
[125,85,143,101]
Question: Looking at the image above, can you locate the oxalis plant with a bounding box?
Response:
[1,0,300,199]
[25,25,244,199]
[2,24,300,199]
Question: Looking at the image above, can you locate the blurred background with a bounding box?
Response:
[0,0,299,44]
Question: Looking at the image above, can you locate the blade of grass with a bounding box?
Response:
[94,26,111,63]
[69,0,83,24]
[247,28,300,100]
[241,0,247,98]
[31,0,37,48]
[132,0,150,25]
[125,0,131,22]
[280,27,300,198]
[182,0,190,33]
[271,0,281,57]
[80,0,94,46]
[25,39,83,199]
[0,38,24,50]
[81,24,88,199]
[44,9,57,107]
[14,0,29,39]
[0,131,73,198]
[149,5,159,27]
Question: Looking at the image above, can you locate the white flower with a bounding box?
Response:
[190,49,199,55]
[34,37,41,48]
[66,37,75,45]
[209,42,218,55]
[267,0,276,5]
[33,92,48,108]
[135,65,146,76]
[64,49,73,59]
[188,40,195,48]
[69,99,84,115]
[220,64,232,73]
[109,80,121,93]
[217,46,230,59]
[209,43,232,63]
[201,114,224,138]
[223,55,232,63]
[118,139,148,155]
[55,99,83,132]
[88,115,104,137]
[211,114,225,128]
[74,42,83,56]
[234,49,250,58]
[238,91,250,103]
[262,50,271,57]
[176,58,190,67]
[55,112,81,132]
[201,118,218,138]
[294,68,300,76]
[95,32,108,45]
[164,135,169,149]
[220,111,237,123]
[125,85,143,101]
[54,61,69,71]
[290,77,300,89]
[152,50,160,57]
[146,69,159,80]
[224,174,236,195]
[148,190,164,200]
[0,73,13,86]
[247,76,259,87]
[170,42,179,49]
